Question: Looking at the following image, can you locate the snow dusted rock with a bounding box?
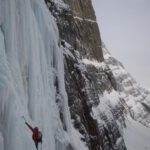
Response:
[46,0,150,150]
[103,44,150,127]
[61,42,127,150]
[45,0,103,62]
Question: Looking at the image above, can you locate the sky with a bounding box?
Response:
[92,0,150,88]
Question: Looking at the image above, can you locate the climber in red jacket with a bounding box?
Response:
[25,121,42,150]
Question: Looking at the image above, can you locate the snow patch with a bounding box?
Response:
[74,16,96,23]
[50,0,69,11]
[71,127,88,150]
[82,58,106,69]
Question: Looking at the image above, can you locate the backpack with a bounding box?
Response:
[37,131,42,143]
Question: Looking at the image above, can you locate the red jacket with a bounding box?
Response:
[25,122,39,141]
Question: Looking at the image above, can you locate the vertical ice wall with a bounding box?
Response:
[0,0,74,150]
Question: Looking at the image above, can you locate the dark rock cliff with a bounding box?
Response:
[45,0,103,62]
[45,0,127,149]
[63,0,103,61]
[63,44,127,150]
[45,0,150,150]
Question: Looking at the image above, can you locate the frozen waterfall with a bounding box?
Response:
[0,0,83,150]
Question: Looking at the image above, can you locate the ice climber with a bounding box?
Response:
[25,121,42,150]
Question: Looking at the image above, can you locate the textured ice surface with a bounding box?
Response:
[0,0,87,150]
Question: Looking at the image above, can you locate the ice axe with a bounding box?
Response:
[22,116,27,122]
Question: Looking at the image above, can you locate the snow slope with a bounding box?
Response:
[124,117,150,150]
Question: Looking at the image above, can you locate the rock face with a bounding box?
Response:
[45,0,150,150]
[103,44,150,127]
[64,0,96,19]
[45,0,103,61]
[63,0,103,61]
[45,1,127,149]
[63,44,127,150]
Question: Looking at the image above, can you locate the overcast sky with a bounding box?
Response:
[92,0,150,88]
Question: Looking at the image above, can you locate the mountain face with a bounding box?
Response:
[45,0,150,149]
[0,0,150,150]
[45,0,103,62]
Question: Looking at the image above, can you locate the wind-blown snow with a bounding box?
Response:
[0,0,86,150]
